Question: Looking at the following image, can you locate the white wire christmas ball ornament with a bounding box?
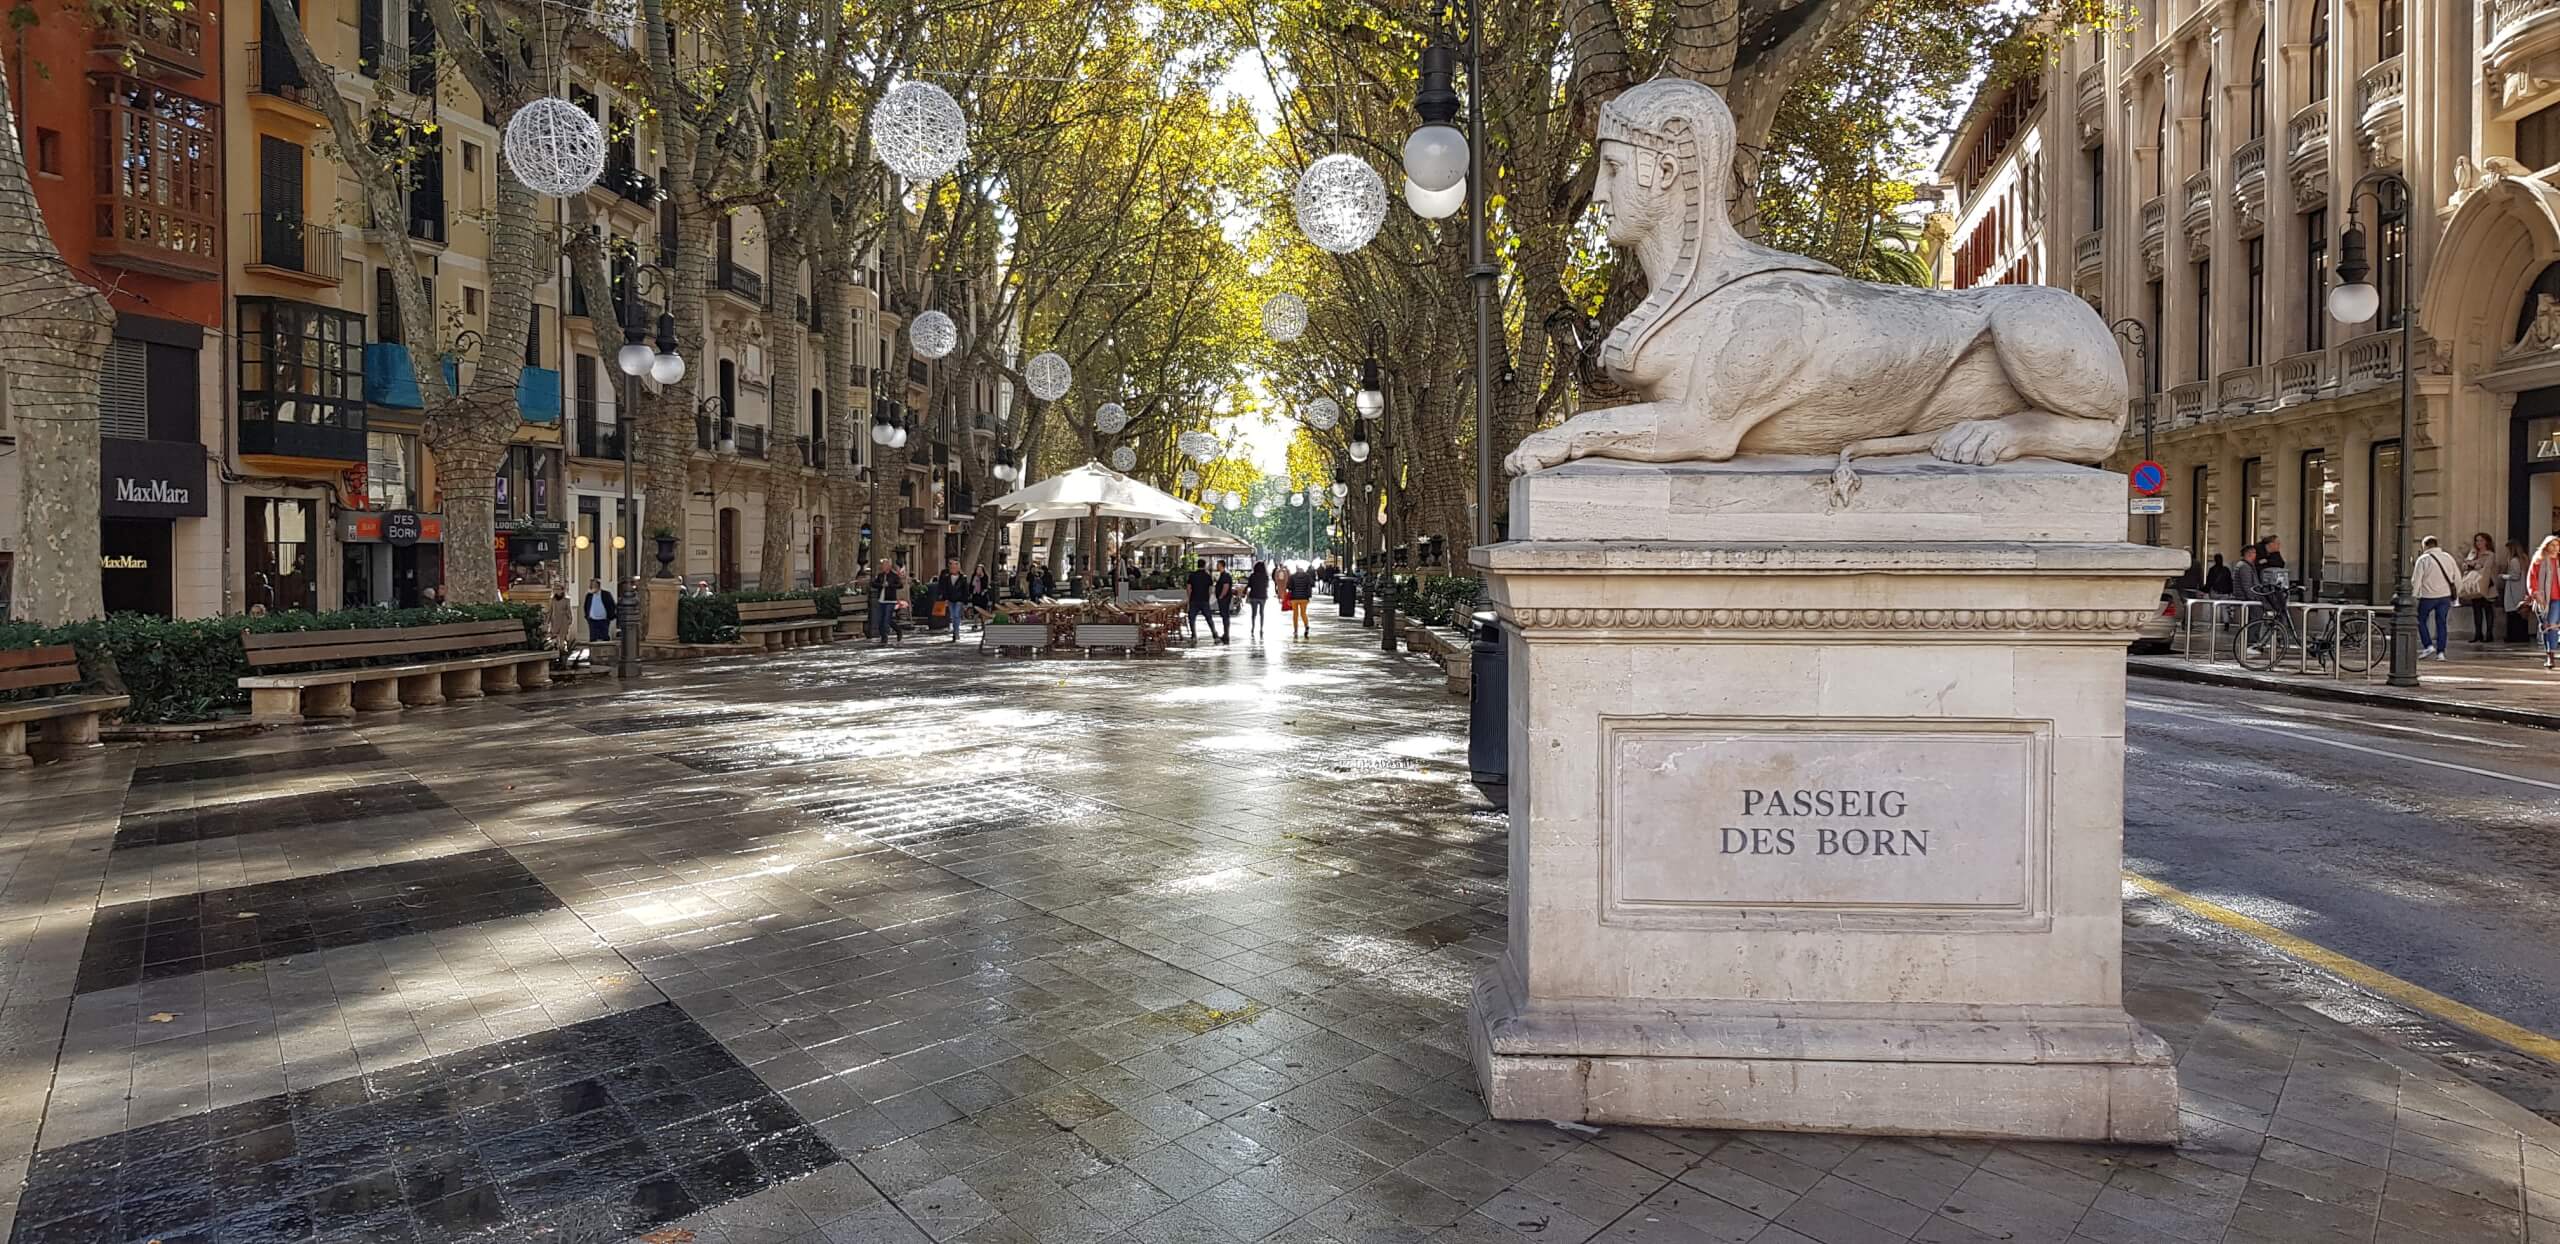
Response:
[872,81,970,182]
[1177,468,1201,491]
[1303,397,1341,431]
[1221,492,1240,511]
[909,310,957,360]
[1094,403,1129,435]
[1260,293,1309,343]
[503,98,607,197]
[1109,446,1137,472]
[1289,491,1304,507]
[1024,352,1073,402]
[1292,154,1389,254]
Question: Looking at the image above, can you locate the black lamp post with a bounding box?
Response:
[2328,169,2416,688]
[2110,318,2157,547]
[1405,17,1494,556]
[612,263,683,681]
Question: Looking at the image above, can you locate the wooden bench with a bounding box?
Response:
[0,646,130,768]
[1073,623,1143,656]
[238,619,553,724]
[735,599,836,649]
[980,623,1053,655]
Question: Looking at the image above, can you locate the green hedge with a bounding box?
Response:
[1387,574,1486,628]
[675,587,846,644]
[0,604,546,724]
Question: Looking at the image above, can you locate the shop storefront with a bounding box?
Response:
[99,437,206,616]
[2514,397,2560,544]
[337,509,445,608]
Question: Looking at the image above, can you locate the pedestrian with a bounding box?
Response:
[868,559,905,645]
[2257,537,2286,571]
[2412,535,2462,660]
[933,558,970,642]
[2530,535,2560,670]
[2505,539,2533,643]
[1184,558,1222,643]
[582,578,616,643]
[2204,554,2233,596]
[2464,532,2502,644]
[1214,559,1236,645]
[1246,560,1270,637]
[971,567,994,618]
[2229,545,2261,603]
[1286,561,1316,637]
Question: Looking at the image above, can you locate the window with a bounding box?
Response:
[93,76,220,273]
[2379,0,2402,60]
[97,329,199,443]
[2299,449,2332,591]
[2309,0,2331,102]
[462,141,479,172]
[2368,440,2401,603]
[246,496,318,614]
[2197,68,2215,164]
[2087,146,2105,231]
[2194,260,2212,379]
[717,359,737,425]
[2241,457,2268,547]
[2304,207,2329,351]
[811,388,826,448]
[2145,279,2164,393]
[257,136,308,271]
[2249,32,2267,140]
[359,0,384,76]
[2245,237,2266,366]
[34,128,59,175]
[2521,101,2560,170]
[2151,103,2168,196]
[494,445,558,520]
[464,286,484,319]
[367,431,418,509]
[238,297,366,459]
[2379,189,2408,331]
[2188,465,2211,570]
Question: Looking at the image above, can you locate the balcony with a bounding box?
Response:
[518,367,561,425]
[717,261,765,307]
[2168,380,2210,427]
[2139,195,2166,277]
[239,416,366,463]
[947,488,974,517]
[246,42,323,123]
[595,163,655,206]
[94,7,206,78]
[898,506,926,533]
[696,412,737,450]
[797,436,826,468]
[2273,350,2327,405]
[362,343,457,409]
[2286,103,2331,204]
[2215,364,2265,413]
[90,77,220,281]
[734,423,767,459]
[2180,170,2215,255]
[244,213,342,285]
[2356,55,2404,167]
[2488,0,2560,85]
[2073,230,2104,282]
[2075,65,2104,142]
[574,407,625,459]
[2231,137,2268,233]
[2340,330,2400,390]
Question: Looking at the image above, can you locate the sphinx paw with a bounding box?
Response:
[1504,433,1568,476]
[1930,419,2017,467]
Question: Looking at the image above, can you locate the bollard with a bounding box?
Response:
[1380,575,1399,653]
[1468,607,1508,810]
[1361,577,1377,627]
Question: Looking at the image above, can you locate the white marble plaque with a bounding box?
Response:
[1603,720,2043,922]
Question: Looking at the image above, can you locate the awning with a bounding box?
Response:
[987,461,1203,525]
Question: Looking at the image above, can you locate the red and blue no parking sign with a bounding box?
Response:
[2129,460,2165,495]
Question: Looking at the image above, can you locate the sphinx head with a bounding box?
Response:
[1592,77,1740,251]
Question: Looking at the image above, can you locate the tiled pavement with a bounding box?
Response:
[3,605,2558,1243]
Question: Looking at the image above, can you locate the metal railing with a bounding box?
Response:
[717,262,765,306]
[575,409,624,459]
[734,424,767,459]
[248,213,342,278]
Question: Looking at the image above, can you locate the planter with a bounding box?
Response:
[653,534,678,578]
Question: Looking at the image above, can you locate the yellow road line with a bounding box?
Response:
[2124,871,2560,1066]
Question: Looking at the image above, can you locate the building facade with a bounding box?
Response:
[1941,0,2560,600]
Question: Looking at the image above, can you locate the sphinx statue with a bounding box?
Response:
[1504,77,2130,488]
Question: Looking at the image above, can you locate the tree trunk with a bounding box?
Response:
[821,280,863,587]
[758,237,805,590]
[0,55,111,623]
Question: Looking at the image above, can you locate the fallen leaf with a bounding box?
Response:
[234,911,258,918]
[638,1230,696,1244]
[595,975,627,987]
[146,1012,177,1024]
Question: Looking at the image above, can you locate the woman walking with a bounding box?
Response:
[1246,560,1270,637]
[2505,539,2533,643]
[2465,532,2502,644]
[2531,536,2560,670]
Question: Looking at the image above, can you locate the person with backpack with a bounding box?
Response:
[1286,563,1316,638]
[1245,560,1271,637]
[2412,535,2463,660]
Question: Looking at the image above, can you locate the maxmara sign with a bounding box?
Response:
[100,438,209,519]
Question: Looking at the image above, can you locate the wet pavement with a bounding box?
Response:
[1,604,2557,1243]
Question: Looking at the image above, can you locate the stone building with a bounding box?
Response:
[1939,1,2560,599]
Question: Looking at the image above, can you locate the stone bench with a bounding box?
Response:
[980,623,1052,654]
[1395,620,1475,695]
[735,599,836,649]
[1073,623,1143,656]
[0,645,130,768]
[239,620,553,724]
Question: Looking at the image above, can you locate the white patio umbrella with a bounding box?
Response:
[987,461,1203,524]
[1126,521,1253,555]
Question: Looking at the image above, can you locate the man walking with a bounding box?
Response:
[1185,559,1222,643]
[868,559,905,646]
[582,578,616,643]
[933,559,971,642]
[2413,535,2462,659]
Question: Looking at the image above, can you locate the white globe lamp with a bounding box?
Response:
[1402,124,1468,192]
[1404,178,1464,220]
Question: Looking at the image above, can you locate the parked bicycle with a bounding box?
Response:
[2234,579,2382,673]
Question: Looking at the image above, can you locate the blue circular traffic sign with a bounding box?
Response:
[2130,460,2165,495]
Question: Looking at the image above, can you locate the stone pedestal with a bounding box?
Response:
[1470,456,2187,1144]
[645,579,681,643]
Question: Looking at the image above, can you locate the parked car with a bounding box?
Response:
[2132,584,2179,653]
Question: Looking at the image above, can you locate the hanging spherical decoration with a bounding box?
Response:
[502,98,607,197]
[1177,468,1201,491]
[1024,352,1073,402]
[1292,154,1389,255]
[1221,492,1240,512]
[1260,293,1309,343]
[1094,402,1129,435]
[1304,398,1341,431]
[1109,446,1137,472]
[909,310,958,360]
[1176,431,1216,462]
[872,81,970,182]
[1289,492,1305,507]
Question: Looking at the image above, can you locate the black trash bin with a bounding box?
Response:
[1468,607,1508,810]
[1336,574,1359,618]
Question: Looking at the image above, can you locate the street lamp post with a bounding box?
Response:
[1406,10,1495,556]
[2327,169,2417,688]
[2110,318,2158,547]
[612,264,685,681]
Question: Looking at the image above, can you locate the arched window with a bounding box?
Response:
[810,388,826,448]
[2511,263,2560,345]
[2250,32,2267,140]
[2309,0,2331,102]
[2198,67,2216,162]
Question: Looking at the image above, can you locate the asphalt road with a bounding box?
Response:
[2125,676,2560,1038]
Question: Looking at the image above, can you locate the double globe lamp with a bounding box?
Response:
[1401,48,1469,220]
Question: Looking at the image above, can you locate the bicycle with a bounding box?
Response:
[2235,593,2382,673]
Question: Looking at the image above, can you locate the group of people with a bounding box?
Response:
[2192,533,2560,668]
[1181,558,1320,644]
[861,559,1045,644]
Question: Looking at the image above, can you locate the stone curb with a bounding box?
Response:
[2130,657,2560,730]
